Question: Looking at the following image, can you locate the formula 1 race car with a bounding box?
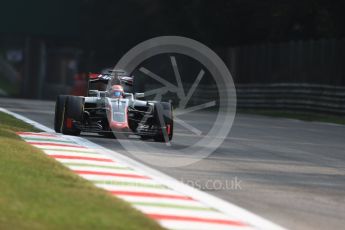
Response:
[54,70,173,142]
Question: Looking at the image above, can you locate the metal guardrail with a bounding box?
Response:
[236,83,345,114]
[142,83,345,115]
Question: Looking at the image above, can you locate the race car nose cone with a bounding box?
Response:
[110,121,129,131]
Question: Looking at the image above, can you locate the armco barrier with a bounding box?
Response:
[143,83,345,115]
[236,83,345,114]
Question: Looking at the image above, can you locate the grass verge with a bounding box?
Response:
[239,109,345,125]
[0,77,18,96]
[0,112,163,230]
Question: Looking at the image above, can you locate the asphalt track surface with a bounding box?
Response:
[1,97,345,230]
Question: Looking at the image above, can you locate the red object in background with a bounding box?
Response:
[66,118,73,128]
[70,73,88,96]
[89,73,100,79]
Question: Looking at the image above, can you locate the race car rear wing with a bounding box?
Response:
[87,71,133,96]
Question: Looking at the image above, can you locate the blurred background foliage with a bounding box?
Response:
[80,0,345,66]
[0,0,344,100]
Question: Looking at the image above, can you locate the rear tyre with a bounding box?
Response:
[153,102,173,142]
[54,95,68,133]
[61,96,83,136]
[65,96,84,121]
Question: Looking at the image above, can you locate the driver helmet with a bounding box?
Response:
[110,85,124,98]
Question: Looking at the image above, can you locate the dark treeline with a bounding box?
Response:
[79,0,345,69]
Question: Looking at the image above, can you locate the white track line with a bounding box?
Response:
[0,107,287,230]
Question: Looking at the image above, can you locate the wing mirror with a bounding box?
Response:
[134,93,144,99]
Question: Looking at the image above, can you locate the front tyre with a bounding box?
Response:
[61,96,84,136]
[153,102,173,142]
[54,95,68,133]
